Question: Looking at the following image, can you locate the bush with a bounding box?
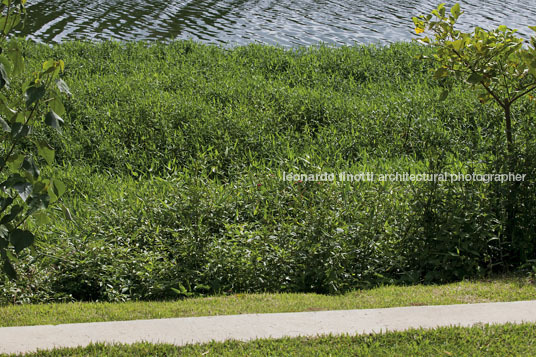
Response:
[1,40,535,303]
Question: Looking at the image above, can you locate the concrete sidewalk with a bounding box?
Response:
[1,300,536,354]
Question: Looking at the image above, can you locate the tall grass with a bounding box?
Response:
[1,41,535,303]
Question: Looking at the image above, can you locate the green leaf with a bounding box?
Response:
[0,225,7,239]
[52,179,66,198]
[55,79,72,97]
[451,39,464,51]
[10,123,31,139]
[467,73,483,84]
[36,140,55,165]
[439,90,449,101]
[2,256,17,280]
[0,93,17,117]
[0,205,23,225]
[3,13,21,34]
[42,60,55,72]
[25,85,46,108]
[27,194,50,216]
[33,211,51,225]
[417,36,430,44]
[44,111,64,133]
[478,92,492,104]
[5,153,24,171]
[0,197,13,214]
[14,182,32,201]
[450,3,461,19]
[13,111,24,124]
[0,63,9,90]
[0,56,12,77]
[9,229,34,254]
[21,156,39,179]
[6,41,24,76]
[0,173,24,189]
[50,96,65,117]
[438,3,446,17]
[433,67,449,79]
[528,26,536,32]
[47,183,58,203]
[0,116,10,132]
[5,249,18,263]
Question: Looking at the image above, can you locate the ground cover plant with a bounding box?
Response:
[11,323,536,356]
[0,34,535,303]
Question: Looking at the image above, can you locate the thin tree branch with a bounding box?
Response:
[449,48,506,108]
[511,84,536,104]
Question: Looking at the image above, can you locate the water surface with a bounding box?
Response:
[24,0,536,46]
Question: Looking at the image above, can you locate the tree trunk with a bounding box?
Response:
[505,105,513,155]
[504,104,517,266]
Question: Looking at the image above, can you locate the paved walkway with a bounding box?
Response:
[1,300,536,354]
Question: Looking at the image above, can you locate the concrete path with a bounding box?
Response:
[1,300,536,355]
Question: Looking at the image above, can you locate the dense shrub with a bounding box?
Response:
[1,41,534,303]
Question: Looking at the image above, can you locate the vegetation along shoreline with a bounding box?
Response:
[0,38,534,304]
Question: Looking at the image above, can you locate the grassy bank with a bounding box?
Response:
[9,323,536,356]
[1,40,535,303]
[1,276,534,327]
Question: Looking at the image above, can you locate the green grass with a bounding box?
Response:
[2,40,536,303]
[1,276,534,327]
[9,323,536,356]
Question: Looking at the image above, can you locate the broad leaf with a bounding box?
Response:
[44,110,63,133]
[0,63,9,90]
[2,257,17,280]
[55,79,72,97]
[0,116,10,132]
[467,73,483,84]
[6,41,24,75]
[0,197,13,214]
[50,96,65,116]
[0,205,23,224]
[10,122,31,139]
[14,182,32,201]
[36,140,55,165]
[52,179,66,198]
[434,67,449,79]
[25,85,46,108]
[9,229,35,254]
[450,3,461,19]
[21,156,39,179]
[27,194,50,215]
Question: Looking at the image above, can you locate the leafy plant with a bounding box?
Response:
[413,3,536,155]
[0,0,70,279]
[4,40,535,302]
[413,3,536,262]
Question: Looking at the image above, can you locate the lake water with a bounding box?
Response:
[24,0,536,46]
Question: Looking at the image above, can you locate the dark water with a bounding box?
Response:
[24,0,536,46]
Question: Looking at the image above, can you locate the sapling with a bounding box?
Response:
[0,0,71,279]
[413,3,536,260]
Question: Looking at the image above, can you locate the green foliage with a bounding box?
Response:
[413,3,536,146]
[2,41,536,303]
[0,0,69,279]
[413,3,536,267]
